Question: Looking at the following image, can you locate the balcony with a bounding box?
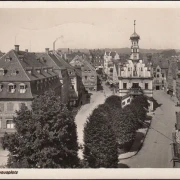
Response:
[128,87,143,96]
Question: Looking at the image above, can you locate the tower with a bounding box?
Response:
[130,20,140,61]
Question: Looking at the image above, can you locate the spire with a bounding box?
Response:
[134,20,136,33]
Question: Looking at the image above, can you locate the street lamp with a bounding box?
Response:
[53,36,63,52]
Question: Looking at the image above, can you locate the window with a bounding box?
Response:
[0,68,4,76]
[145,83,148,90]
[91,76,94,79]
[5,57,12,62]
[128,68,130,71]
[162,73,164,77]
[8,83,15,93]
[123,83,127,89]
[11,70,19,76]
[157,69,160,72]
[122,101,126,106]
[141,67,143,71]
[157,74,159,78]
[7,102,14,112]
[44,69,47,73]
[0,84,3,92]
[37,70,40,74]
[6,120,14,129]
[27,70,31,74]
[127,98,130,103]
[0,103,4,112]
[19,83,26,93]
[88,70,91,73]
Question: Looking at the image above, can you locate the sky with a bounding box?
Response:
[0,8,180,52]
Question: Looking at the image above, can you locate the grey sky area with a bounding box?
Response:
[0,8,179,52]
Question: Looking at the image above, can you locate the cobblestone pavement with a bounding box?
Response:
[120,90,179,168]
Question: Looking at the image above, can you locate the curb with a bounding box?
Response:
[119,117,152,160]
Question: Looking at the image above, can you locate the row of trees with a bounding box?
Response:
[83,95,149,168]
[2,89,150,168]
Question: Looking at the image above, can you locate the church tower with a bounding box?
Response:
[130,20,140,61]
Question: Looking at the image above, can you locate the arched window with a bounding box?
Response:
[8,83,16,93]
[19,83,27,93]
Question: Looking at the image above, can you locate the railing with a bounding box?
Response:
[128,88,143,95]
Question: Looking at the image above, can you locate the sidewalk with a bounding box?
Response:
[119,117,152,160]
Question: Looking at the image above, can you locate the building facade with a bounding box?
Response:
[70,56,97,91]
[119,21,153,97]
[0,45,61,136]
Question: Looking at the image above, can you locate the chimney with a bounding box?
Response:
[45,48,49,54]
[25,49,28,52]
[14,45,19,52]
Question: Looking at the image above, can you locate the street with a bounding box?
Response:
[121,90,178,168]
[75,82,113,158]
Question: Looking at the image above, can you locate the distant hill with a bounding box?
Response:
[57,48,176,55]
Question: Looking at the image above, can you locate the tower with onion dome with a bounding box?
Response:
[118,21,153,98]
[130,20,140,61]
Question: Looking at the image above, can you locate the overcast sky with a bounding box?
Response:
[0,8,180,52]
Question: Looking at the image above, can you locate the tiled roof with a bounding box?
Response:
[0,49,61,100]
[0,81,33,99]
[0,50,30,82]
[35,52,64,79]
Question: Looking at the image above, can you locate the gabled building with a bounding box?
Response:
[89,49,104,70]
[118,21,153,97]
[152,57,169,91]
[35,49,71,105]
[70,56,97,91]
[0,45,61,136]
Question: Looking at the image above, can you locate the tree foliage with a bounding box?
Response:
[83,106,118,168]
[104,95,122,110]
[2,90,79,168]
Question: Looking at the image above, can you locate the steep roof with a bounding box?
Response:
[0,50,30,82]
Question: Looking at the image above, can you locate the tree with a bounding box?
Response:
[111,107,137,149]
[2,90,79,168]
[128,95,148,125]
[83,106,118,168]
[104,95,122,110]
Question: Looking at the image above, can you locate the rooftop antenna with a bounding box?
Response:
[134,20,136,33]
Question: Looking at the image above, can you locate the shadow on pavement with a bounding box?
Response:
[129,132,144,153]
[118,163,130,168]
